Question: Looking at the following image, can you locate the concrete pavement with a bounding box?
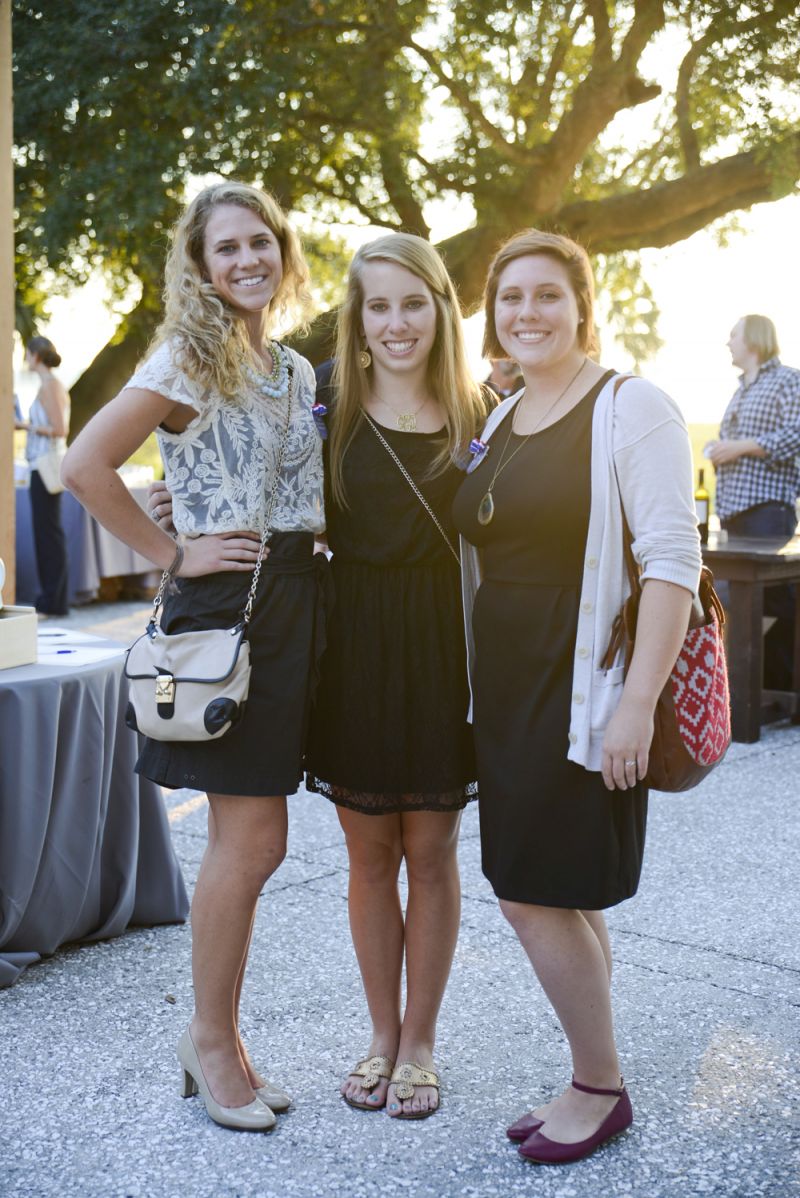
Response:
[1,604,798,1197]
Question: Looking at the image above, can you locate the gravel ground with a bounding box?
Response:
[1,603,798,1198]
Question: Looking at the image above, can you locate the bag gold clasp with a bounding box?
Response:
[155,674,175,704]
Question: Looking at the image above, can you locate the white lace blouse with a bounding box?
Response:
[124,339,325,536]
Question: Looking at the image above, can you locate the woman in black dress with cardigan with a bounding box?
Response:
[306,233,487,1119]
[453,230,701,1163]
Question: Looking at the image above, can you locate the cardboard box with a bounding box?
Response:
[0,605,38,670]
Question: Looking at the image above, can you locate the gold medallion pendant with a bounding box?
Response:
[397,412,417,432]
[477,490,495,525]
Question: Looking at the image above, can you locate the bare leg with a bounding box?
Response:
[387,809,462,1118]
[582,909,613,981]
[501,901,622,1142]
[207,805,264,1087]
[189,792,287,1108]
[338,809,405,1108]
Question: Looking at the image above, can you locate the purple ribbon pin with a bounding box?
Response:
[312,402,328,440]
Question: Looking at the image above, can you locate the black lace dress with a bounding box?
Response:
[305,402,477,815]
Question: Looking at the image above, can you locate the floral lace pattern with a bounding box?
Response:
[305,776,478,815]
[125,339,325,535]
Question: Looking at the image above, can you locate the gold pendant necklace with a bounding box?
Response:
[477,358,588,526]
[377,394,430,431]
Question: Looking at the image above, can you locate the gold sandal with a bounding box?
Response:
[342,1054,395,1111]
[388,1060,440,1120]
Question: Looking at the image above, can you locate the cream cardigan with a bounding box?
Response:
[460,372,703,772]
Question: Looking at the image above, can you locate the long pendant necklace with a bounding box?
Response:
[477,357,588,526]
[376,393,431,432]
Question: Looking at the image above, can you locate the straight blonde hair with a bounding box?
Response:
[329,233,486,507]
[153,182,314,397]
[742,314,780,364]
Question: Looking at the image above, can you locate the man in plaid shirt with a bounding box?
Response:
[706,314,800,688]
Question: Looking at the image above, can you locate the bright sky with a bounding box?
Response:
[16,190,799,430]
[13,15,800,429]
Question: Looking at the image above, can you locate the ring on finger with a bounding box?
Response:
[151,508,161,522]
[624,759,636,768]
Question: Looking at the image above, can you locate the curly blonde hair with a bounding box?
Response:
[329,233,487,507]
[153,182,314,396]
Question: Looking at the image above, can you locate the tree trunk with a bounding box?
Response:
[69,296,340,431]
[68,298,158,439]
[286,305,338,369]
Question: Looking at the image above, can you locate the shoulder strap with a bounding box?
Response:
[610,374,640,596]
[362,413,460,565]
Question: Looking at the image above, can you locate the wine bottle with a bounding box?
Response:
[695,468,709,544]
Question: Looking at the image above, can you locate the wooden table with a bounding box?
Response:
[702,532,800,742]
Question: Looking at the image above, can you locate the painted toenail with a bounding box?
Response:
[389,1103,398,1111]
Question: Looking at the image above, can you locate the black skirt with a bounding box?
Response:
[304,415,476,816]
[136,532,331,797]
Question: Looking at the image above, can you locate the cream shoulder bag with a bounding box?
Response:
[124,366,294,741]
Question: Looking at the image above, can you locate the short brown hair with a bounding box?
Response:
[482,229,598,359]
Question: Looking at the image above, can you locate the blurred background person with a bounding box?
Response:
[706,315,800,689]
[24,336,71,617]
[484,357,523,400]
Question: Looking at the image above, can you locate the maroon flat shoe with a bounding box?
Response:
[506,1112,544,1142]
[518,1077,633,1165]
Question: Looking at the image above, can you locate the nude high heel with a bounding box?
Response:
[177,1028,276,1131]
[255,1080,292,1112]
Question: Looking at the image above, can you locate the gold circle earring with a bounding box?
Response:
[359,347,372,368]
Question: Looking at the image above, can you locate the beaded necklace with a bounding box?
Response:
[257,342,289,399]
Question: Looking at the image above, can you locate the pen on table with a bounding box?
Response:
[56,649,76,654]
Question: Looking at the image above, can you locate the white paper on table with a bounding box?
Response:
[37,628,102,644]
[37,645,127,665]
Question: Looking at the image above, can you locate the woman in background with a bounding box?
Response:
[24,336,70,616]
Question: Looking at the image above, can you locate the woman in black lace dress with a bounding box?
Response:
[306,234,488,1119]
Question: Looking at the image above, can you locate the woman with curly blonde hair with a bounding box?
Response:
[63,181,328,1132]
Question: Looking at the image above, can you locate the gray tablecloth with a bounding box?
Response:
[15,485,158,606]
[0,636,189,987]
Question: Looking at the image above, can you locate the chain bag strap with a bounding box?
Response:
[148,363,295,629]
[125,363,296,742]
[363,412,460,565]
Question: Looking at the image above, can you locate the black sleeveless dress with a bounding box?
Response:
[452,375,647,909]
[305,401,477,815]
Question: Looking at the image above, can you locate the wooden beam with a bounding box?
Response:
[0,0,14,601]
